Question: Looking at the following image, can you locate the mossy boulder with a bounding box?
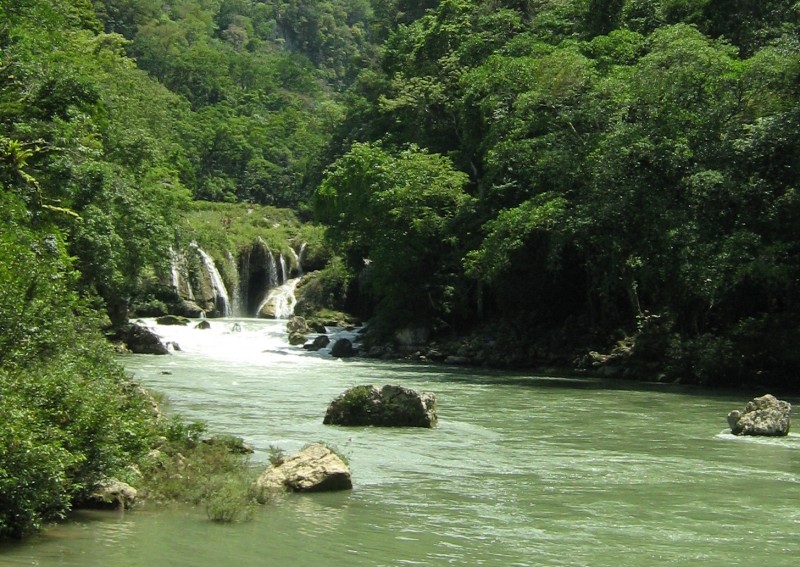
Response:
[323,384,437,428]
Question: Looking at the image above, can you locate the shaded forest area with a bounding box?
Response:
[2,0,800,387]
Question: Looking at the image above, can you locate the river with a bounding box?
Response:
[2,318,799,566]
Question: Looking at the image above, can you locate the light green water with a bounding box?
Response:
[3,318,799,566]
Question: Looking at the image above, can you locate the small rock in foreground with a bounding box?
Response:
[256,443,351,493]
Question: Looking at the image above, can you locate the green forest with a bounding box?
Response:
[1,0,799,539]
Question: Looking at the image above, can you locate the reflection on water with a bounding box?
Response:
[2,318,799,566]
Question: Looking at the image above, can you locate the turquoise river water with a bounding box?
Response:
[2,318,799,566]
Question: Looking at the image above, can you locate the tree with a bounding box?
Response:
[315,142,472,332]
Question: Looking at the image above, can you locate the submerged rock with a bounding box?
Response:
[156,314,191,326]
[195,320,211,330]
[288,331,307,345]
[727,394,791,436]
[256,443,351,493]
[202,434,254,454]
[323,384,437,428]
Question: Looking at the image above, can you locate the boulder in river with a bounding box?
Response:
[303,335,330,351]
[288,331,308,345]
[256,443,352,493]
[323,384,437,428]
[118,322,169,355]
[727,394,791,436]
[155,314,191,326]
[330,338,355,358]
[286,316,310,335]
[195,320,211,330]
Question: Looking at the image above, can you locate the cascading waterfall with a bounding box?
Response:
[267,248,279,289]
[296,242,306,276]
[279,254,288,285]
[226,250,242,316]
[191,243,231,317]
[255,278,300,319]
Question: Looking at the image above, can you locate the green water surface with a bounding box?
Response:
[2,319,798,566]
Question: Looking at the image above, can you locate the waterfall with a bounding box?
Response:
[226,250,242,316]
[267,249,279,289]
[191,243,231,317]
[288,243,306,277]
[237,247,250,318]
[297,242,307,276]
[279,253,288,284]
[256,278,300,319]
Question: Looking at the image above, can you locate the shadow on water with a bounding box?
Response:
[343,357,798,404]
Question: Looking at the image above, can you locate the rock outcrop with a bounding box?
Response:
[323,384,437,428]
[256,443,352,493]
[727,394,792,436]
[83,479,138,509]
[117,322,169,355]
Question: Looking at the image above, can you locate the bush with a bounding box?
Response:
[0,391,75,538]
[138,433,261,522]
[0,192,162,538]
[294,258,352,316]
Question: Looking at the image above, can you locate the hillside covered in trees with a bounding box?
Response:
[1,0,799,536]
[316,0,800,389]
[3,0,800,381]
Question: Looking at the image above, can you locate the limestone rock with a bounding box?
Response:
[323,384,437,428]
[287,316,310,335]
[727,394,791,436]
[84,479,137,510]
[256,443,352,493]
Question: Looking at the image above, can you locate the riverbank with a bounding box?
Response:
[347,316,800,395]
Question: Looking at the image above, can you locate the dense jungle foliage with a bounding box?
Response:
[1,0,799,539]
